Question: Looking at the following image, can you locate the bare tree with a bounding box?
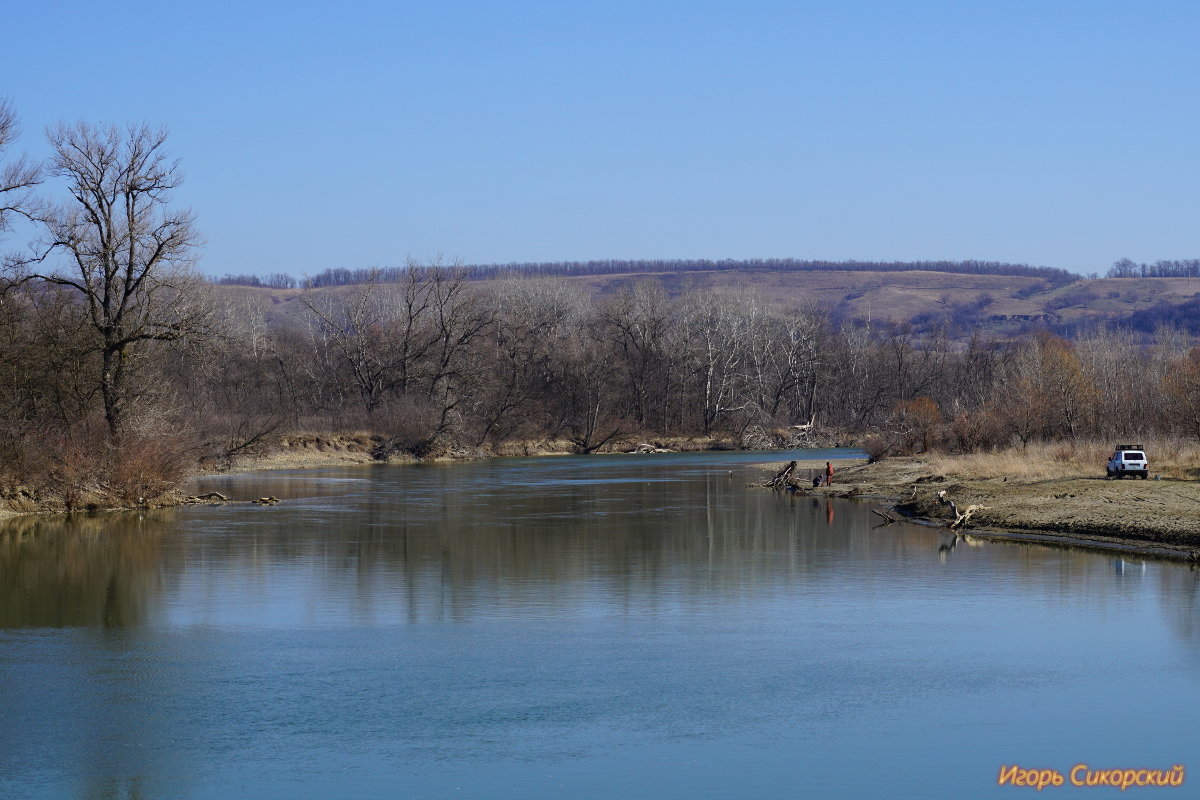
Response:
[422,266,493,441]
[1162,348,1200,440]
[470,277,585,445]
[21,122,209,439]
[600,281,678,429]
[737,304,829,426]
[552,331,626,454]
[0,100,44,474]
[681,292,751,432]
[300,277,403,416]
[0,99,41,244]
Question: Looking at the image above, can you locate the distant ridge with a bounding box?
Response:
[283,259,1075,290]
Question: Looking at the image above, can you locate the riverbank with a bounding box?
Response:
[759,450,1200,560]
[208,432,752,474]
[2,431,815,517]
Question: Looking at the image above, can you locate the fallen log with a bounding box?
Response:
[871,507,898,525]
[183,492,230,504]
[936,490,989,529]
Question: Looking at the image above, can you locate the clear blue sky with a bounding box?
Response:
[4,0,1197,277]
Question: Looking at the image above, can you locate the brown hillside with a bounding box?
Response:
[212,271,1200,337]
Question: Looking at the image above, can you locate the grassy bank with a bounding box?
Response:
[921,439,1200,481]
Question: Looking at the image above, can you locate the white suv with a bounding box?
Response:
[1106,446,1148,480]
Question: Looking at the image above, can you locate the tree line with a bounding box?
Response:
[216,258,1200,292]
[1106,258,1200,278]
[213,272,298,289]
[220,256,1200,292]
[289,257,1075,290]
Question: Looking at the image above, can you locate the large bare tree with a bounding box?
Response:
[24,122,209,439]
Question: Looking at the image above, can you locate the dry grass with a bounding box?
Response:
[923,438,1200,481]
[1140,438,1200,480]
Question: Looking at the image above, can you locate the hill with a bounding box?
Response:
[216,266,1200,340]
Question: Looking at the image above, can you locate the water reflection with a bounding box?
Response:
[1,458,1195,634]
[0,512,170,629]
[1151,559,1200,645]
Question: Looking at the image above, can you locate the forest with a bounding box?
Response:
[4,106,1200,511]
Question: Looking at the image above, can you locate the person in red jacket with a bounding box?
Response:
[825,461,835,486]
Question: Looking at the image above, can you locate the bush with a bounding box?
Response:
[105,433,194,506]
[1,420,194,511]
[946,408,1010,452]
[1015,282,1048,299]
[1043,287,1098,312]
[373,397,443,458]
[862,433,898,461]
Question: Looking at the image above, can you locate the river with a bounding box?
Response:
[2,449,1197,798]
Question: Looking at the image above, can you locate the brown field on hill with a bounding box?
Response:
[218,269,1200,337]
[569,269,1044,316]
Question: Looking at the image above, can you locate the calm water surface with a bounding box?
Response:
[2,449,1198,799]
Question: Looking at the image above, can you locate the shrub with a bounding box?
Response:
[105,434,194,506]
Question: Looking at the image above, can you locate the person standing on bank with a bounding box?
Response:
[825,461,835,486]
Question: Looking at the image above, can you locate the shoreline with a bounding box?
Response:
[194,433,745,477]
[2,433,846,519]
[10,445,1200,565]
[756,456,1200,563]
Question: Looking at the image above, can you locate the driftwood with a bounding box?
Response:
[789,416,815,434]
[936,490,989,529]
[764,460,799,489]
[871,507,899,525]
[181,492,282,506]
[786,414,825,448]
[183,491,230,504]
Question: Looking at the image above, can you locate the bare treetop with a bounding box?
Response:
[0,98,42,241]
[35,122,204,340]
[43,121,197,278]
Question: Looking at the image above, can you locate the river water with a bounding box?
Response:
[1,449,1197,799]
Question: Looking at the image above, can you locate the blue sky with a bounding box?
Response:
[4,0,1197,277]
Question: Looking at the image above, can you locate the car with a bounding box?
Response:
[1106,445,1149,479]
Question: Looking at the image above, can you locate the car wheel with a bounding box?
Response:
[1140,472,1148,479]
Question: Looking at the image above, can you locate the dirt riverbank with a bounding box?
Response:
[760,456,1200,561]
[209,432,753,474]
[0,433,760,517]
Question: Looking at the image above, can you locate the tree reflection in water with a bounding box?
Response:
[0,463,1195,633]
[0,511,169,629]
